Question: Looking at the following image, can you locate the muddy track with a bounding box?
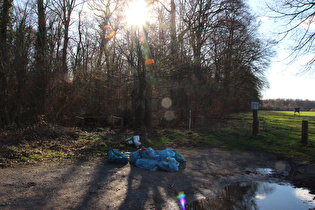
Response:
[0,147,314,209]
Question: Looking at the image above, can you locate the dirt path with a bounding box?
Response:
[0,147,308,209]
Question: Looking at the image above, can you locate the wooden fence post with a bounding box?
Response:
[189,110,192,130]
[301,120,308,145]
[251,101,259,136]
[252,110,259,136]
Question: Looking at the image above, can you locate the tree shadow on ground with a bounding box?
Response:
[118,162,194,209]
[75,161,128,209]
[1,158,127,209]
[2,148,248,209]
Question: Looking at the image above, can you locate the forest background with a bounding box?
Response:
[0,0,275,129]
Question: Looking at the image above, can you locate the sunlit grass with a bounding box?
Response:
[216,111,315,161]
[274,110,315,117]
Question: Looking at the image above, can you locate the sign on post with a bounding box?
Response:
[251,101,259,135]
[251,101,259,110]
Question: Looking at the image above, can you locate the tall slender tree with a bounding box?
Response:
[33,0,48,115]
[0,0,13,125]
[10,1,34,122]
[49,0,77,74]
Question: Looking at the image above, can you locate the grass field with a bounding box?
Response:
[143,111,315,162]
[261,110,315,159]
[212,110,315,162]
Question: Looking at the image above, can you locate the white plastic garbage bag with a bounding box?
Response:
[133,135,141,148]
[125,135,141,148]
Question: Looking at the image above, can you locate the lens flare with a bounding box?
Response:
[64,71,74,83]
[161,97,172,108]
[102,25,116,45]
[274,161,286,173]
[140,36,146,42]
[177,190,186,210]
[125,0,150,27]
[164,110,175,121]
[107,30,116,39]
[145,58,154,65]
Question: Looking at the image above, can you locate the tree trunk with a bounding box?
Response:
[170,0,177,55]
[35,0,48,114]
[0,0,13,125]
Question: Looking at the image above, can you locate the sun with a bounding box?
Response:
[125,0,150,27]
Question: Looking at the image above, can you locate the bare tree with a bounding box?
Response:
[211,0,272,111]
[268,0,315,72]
[10,1,35,122]
[180,0,223,82]
[49,0,77,74]
[0,0,14,125]
[32,0,48,115]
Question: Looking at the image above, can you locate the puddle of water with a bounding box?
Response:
[186,181,315,210]
[256,168,275,175]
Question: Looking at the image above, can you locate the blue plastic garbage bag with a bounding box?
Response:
[130,150,142,164]
[131,148,184,172]
[140,147,156,159]
[158,148,180,171]
[161,148,175,160]
[151,154,161,162]
[130,147,158,164]
[108,147,128,164]
[158,157,179,172]
[172,150,186,163]
[135,159,159,171]
[129,147,156,164]
[155,150,163,155]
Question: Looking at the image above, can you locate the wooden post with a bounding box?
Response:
[301,120,308,145]
[251,101,259,136]
[253,110,259,136]
[189,110,192,130]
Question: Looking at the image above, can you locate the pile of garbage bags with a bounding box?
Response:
[108,147,186,172]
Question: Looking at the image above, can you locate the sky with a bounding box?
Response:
[248,0,315,101]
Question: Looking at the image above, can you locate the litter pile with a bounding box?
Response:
[125,135,141,148]
[108,146,186,172]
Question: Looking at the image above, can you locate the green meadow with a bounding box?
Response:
[210,110,315,162]
[143,111,315,162]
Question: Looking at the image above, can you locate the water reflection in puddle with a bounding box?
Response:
[256,168,275,175]
[186,181,315,210]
